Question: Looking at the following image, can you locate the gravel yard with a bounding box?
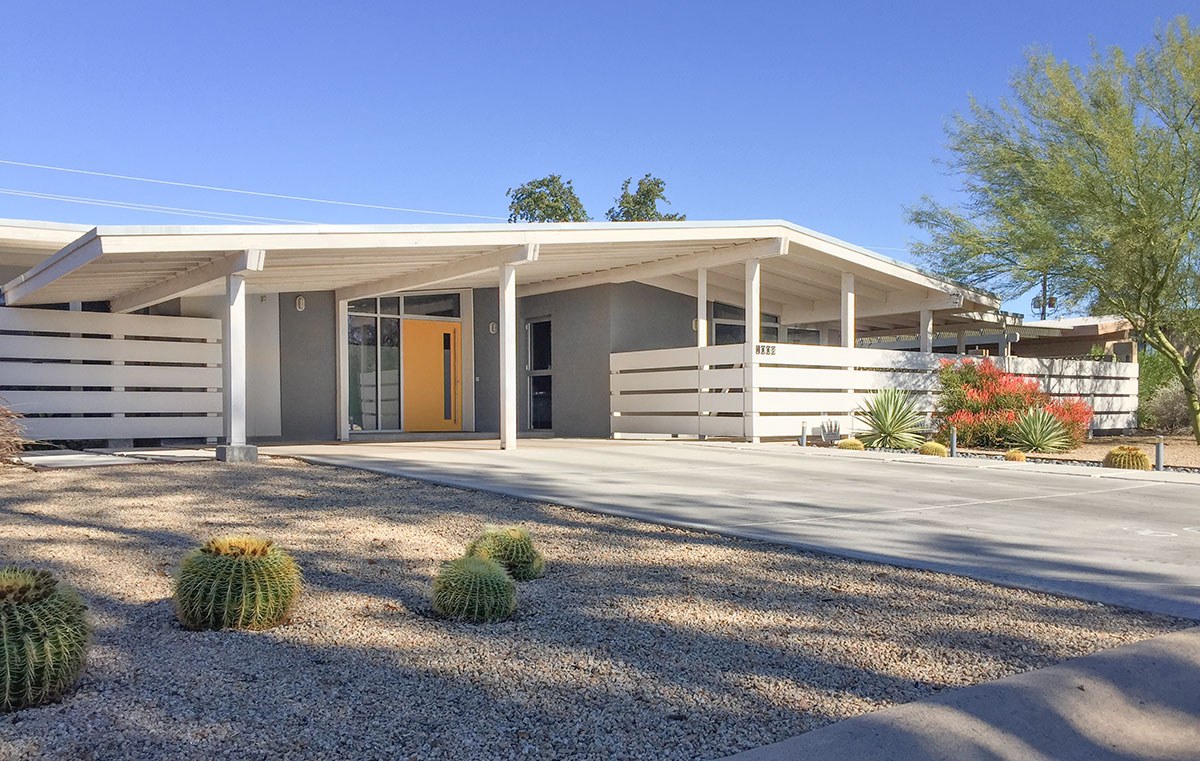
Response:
[0,459,1190,761]
[963,434,1200,467]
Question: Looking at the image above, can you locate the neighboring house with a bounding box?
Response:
[0,218,1140,454]
[863,315,1137,361]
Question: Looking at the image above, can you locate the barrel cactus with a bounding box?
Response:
[174,536,302,631]
[1102,445,1152,471]
[1005,449,1027,462]
[1,566,89,711]
[466,526,546,581]
[918,441,948,457]
[836,437,865,451]
[432,555,516,623]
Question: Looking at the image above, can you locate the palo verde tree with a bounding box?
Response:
[907,17,1200,442]
[505,174,590,223]
[605,174,686,221]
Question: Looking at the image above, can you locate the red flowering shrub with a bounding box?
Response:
[934,358,1092,449]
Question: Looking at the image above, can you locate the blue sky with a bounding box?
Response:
[1,2,1193,314]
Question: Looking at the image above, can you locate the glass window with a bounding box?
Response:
[347,316,378,431]
[379,297,401,315]
[715,323,745,345]
[528,320,551,371]
[404,293,460,317]
[712,302,744,321]
[348,298,376,314]
[761,325,779,342]
[787,327,821,345]
[379,317,400,429]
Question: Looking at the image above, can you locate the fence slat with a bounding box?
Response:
[1,390,222,415]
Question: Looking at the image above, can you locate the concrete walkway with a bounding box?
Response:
[264,439,1200,619]
[720,625,1200,761]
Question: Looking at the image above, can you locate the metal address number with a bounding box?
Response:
[754,344,776,355]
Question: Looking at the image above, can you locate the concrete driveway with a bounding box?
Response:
[264,439,1200,620]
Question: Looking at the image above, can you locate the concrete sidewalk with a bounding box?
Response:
[720,625,1200,761]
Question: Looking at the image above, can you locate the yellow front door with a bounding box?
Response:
[402,319,462,431]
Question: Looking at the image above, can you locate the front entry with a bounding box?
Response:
[402,319,462,431]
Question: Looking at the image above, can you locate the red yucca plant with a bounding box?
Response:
[934,359,1092,449]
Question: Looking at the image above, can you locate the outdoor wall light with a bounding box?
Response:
[489,321,498,334]
[295,295,306,312]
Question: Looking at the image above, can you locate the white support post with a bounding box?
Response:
[696,268,708,348]
[499,263,518,451]
[335,298,350,441]
[744,259,761,443]
[919,309,934,354]
[216,273,256,462]
[956,330,967,355]
[840,273,856,348]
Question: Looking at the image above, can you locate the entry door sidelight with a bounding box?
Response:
[527,319,551,430]
[402,319,462,431]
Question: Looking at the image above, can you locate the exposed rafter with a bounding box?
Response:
[335,244,539,302]
[110,249,267,313]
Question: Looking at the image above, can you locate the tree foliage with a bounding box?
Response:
[605,174,686,221]
[908,17,1200,441]
[505,174,590,223]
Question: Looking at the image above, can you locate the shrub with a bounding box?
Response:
[918,441,948,457]
[1102,445,1152,471]
[0,566,89,711]
[174,536,302,631]
[467,526,545,581]
[1138,349,1178,419]
[836,437,865,450]
[1144,379,1193,433]
[1010,408,1072,453]
[1004,449,1027,462]
[0,399,24,465]
[855,389,925,449]
[432,555,516,623]
[933,358,1092,449]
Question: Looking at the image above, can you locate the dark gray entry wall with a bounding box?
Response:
[471,282,696,438]
[278,290,338,441]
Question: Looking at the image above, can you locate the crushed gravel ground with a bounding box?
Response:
[0,459,1191,761]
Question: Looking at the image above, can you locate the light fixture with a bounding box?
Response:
[295,295,306,312]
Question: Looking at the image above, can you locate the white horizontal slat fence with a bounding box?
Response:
[0,306,223,442]
[611,341,1139,440]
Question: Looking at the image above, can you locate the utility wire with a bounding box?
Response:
[0,159,507,220]
[0,188,314,224]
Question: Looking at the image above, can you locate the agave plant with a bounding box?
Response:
[855,388,925,449]
[1010,408,1071,453]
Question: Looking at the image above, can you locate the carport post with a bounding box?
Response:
[696,268,708,348]
[499,263,518,450]
[840,273,855,348]
[216,273,257,463]
[919,309,934,354]
[744,259,761,443]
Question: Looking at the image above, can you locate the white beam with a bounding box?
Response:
[697,268,708,348]
[336,244,538,303]
[2,230,103,305]
[783,292,964,326]
[919,309,934,353]
[840,273,855,348]
[223,274,248,447]
[499,264,518,450]
[519,237,787,297]
[336,299,350,440]
[744,259,761,443]
[111,249,266,313]
[638,274,784,316]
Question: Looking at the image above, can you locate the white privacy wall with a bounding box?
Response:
[0,306,223,441]
[180,294,282,438]
[610,343,1140,439]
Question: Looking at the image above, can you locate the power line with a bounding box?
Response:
[0,159,507,220]
[0,188,315,224]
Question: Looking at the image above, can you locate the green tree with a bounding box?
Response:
[505,174,589,223]
[605,174,686,221]
[907,17,1200,442]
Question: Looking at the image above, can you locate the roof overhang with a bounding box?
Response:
[0,219,1001,322]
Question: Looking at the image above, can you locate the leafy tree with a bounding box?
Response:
[907,17,1200,442]
[605,174,686,221]
[505,175,589,223]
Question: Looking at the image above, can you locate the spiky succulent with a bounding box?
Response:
[1102,445,1152,471]
[1010,408,1071,453]
[836,437,865,451]
[855,388,926,449]
[173,536,302,631]
[466,526,546,581]
[918,441,948,457]
[431,556,516,623]
[1004,449,1027,462]
[0,566,89,711]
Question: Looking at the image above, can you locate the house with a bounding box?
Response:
[862,314,1138,361]
[0,218,1140,457]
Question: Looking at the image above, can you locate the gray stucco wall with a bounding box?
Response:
[472,288,500,433]
[278,290,337,441]
[609,281,697,353]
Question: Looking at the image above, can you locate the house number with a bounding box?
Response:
[754,344,776,355]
